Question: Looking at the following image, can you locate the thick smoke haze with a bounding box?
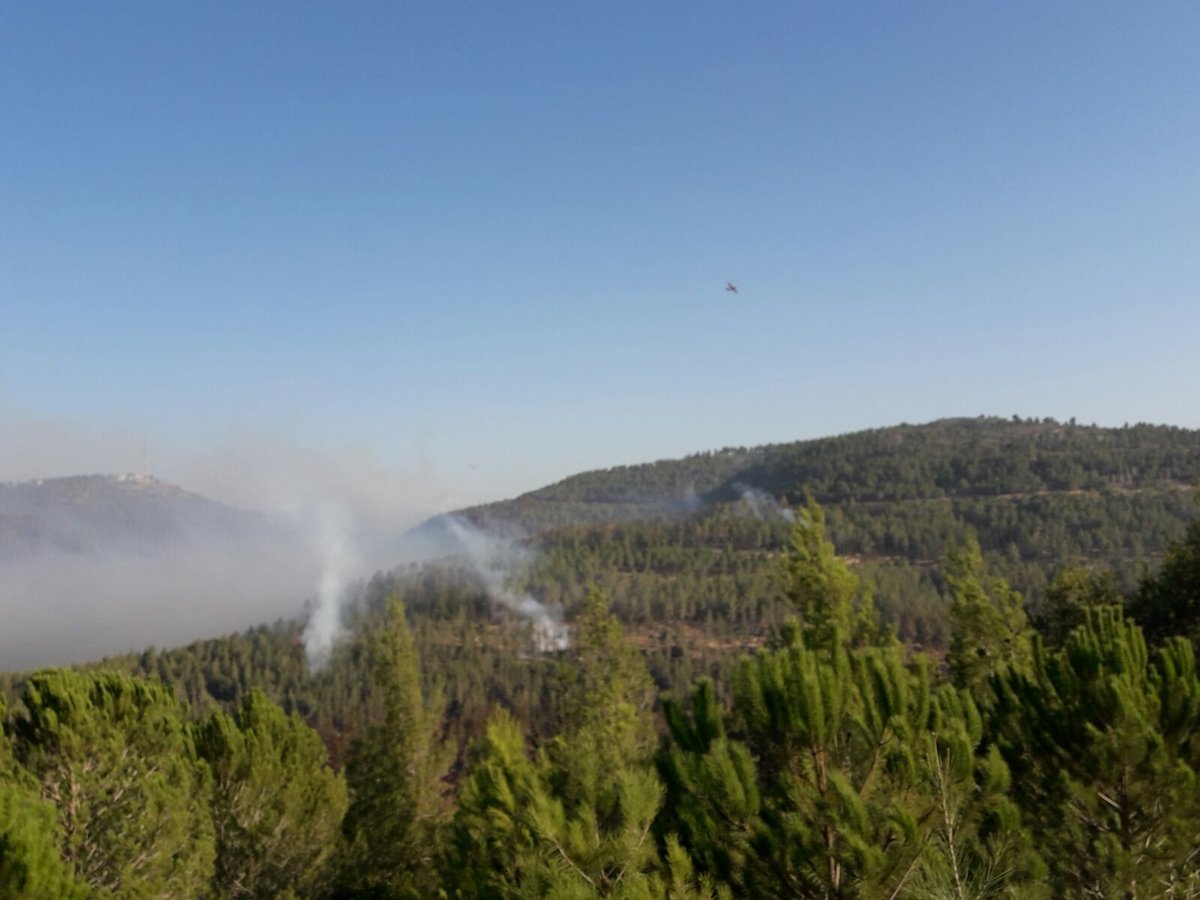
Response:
[0,539,316,670]
[0,402,464,671]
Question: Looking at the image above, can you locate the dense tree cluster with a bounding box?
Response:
[4,498,1200,896]
[6,418,1193,759]
[460,418,1200,530]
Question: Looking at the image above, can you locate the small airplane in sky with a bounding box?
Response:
[725,282,739,294]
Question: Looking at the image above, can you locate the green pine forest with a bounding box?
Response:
[5,416,1200,898]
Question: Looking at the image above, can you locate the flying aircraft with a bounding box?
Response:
[725,282,739,294]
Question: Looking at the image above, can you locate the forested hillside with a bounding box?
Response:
[3,418,1200,896]
[444,417,1200,650]
[444,417,1200,644]
[456,416,1200,529]
[5,497,1200,897]
[4,418,1199,748]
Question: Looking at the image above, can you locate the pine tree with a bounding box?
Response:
[780,499,881,652]
[447,590,671,898]
[660,501,914,897]
[991,607,1200,896]
[1130,518,1200,647]
[660,505,1044,899]
[944,539,1033,699]
[658,679,760,890]
[0,697,88,900]
[908,687,1047,899]
[445,709,544,898]
[338,597,450,898]
[0,779,88,900]
[549,589,659,807]
[732,636,936,898]
[1036,565,1122,648]
[9,669,214,898]
[194,688,348,898]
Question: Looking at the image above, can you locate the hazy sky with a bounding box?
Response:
[3,2,1198,511]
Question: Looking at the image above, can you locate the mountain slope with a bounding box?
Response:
[7,415,1200,766]
[450,417,1200,533]
[0,474,283,560]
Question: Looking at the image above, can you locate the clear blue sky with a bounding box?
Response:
[3,2,1198,509]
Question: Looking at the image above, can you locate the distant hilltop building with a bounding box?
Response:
[116,473,159,485]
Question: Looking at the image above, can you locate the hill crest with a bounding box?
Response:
[0,473,278,559]
[449,416,1200,533]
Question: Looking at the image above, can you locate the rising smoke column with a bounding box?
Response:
[298,509,570,668]
[302,509,359,670]
[442,516,569,652]
[734,482,795,522]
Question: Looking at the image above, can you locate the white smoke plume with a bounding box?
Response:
[735,482,795,522]
[679,486,703,514]
[442,516,569,652]
[301,509,360,670]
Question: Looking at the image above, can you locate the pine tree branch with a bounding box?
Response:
[887,841,928,900]
[933,748,965,900]
[612,817,655,887]
[545,835,596,888]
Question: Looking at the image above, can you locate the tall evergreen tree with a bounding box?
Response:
[780,500,881,652]
[9,669,214,898]
[0,778,87,900]
[658,678,760,890]
[338,597,450,899]
[730,636,937,898]
[666,645,962,899]
[448,590,672,898]
[194,688,348,898]
[0,697,88,900]
[908,687,1047,899]
[445,709,544,898]
[548,589,659,807]
[662,503,1043,899]
[1130,518,1200,646]
[1036,564,1122,648]
[944,539,1033,699]
[991,607,1200,896]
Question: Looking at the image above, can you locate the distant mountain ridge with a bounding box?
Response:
[8,417,1200,562]
[449,417,1200,533]
[0,473,281,560]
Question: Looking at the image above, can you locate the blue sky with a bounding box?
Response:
[2,2,1198,511]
